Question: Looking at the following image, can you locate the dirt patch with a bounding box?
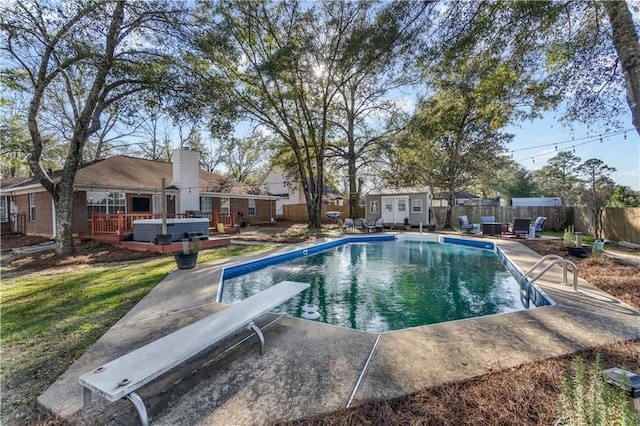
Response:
[1,236,163,277]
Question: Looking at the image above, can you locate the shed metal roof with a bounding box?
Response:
[366,186,431,196]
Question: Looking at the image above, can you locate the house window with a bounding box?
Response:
[220,197,230,214]
[0,197,7,222]
[29,193,36,222]
[86,191,125,219]
[201,196,213,213]
[411,199,422,213]
[248,199,256,216]
[370,200,379,214]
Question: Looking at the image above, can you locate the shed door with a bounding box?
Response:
[381,196,409,224]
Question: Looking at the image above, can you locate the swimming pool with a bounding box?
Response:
[219,235,551,333]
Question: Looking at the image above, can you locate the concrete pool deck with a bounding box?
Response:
[38,234,640,425]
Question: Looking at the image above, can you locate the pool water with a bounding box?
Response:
[220,240,527,332]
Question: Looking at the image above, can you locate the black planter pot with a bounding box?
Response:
[174,252,198,269]
[566,245,591,258]
[156,234,173,245]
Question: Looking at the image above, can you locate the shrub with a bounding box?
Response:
[559,354,639,425]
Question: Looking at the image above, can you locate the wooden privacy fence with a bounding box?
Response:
[281,204,638,242]
[432,206,572,232]
[282,204,364,222]
[573,207,640,243]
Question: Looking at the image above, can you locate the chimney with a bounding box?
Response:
[172,149,200,213]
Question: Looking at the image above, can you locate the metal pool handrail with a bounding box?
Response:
[520,254,579,308]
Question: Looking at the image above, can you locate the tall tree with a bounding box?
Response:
[500,166,538,200]
[394,45,552,227]
[609,185,640,207]
[325,1,433,217]
[532,151,582,205]
[2,0,190,256]
[199,0,360,227]
[576,158,616,239]
[603,1,640,135]
[436,1,640,135]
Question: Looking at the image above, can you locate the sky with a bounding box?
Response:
[505,111,639,191]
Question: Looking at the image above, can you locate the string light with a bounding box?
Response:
[509,128,632,154]
[511,128,632,163]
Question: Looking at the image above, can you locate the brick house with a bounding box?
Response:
[0,149,276,238]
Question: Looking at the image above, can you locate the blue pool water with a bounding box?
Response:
[220,238,531,332]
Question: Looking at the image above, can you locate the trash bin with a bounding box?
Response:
[528,225,536,239]
[234,225,240,234]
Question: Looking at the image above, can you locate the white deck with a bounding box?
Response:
[79,281,310,402]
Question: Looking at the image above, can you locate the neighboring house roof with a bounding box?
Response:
[432,191,479,200]
[1,155,252,195]
[0,176,32,190]
[367,186,431,196]
[259,168,344,199]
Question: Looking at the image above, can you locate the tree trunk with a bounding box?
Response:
[348,156,358,218]
[55,180,75,257]
[444,189,455,229]
[604,0,640,137]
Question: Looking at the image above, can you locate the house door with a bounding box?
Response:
[381,196,408,224]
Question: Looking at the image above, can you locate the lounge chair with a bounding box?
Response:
[510,218,531,237]
[534,216,546,232]
[458,215,477,233]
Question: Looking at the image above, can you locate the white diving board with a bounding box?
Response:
[79,280,310,426]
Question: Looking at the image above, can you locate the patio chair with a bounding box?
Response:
[339,218,354,233]
[458,215,477,233]
[480,216,496,223]
[365,218,377,233]
[509,218,531,237]
[375,217,384,232]
[353,218,366,233]
[534,216,546,232]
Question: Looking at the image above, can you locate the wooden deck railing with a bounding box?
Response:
[90,211,234,237]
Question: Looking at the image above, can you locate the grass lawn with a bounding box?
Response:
[0,243,271,425]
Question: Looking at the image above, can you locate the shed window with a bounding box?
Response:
[370,200,379,214]
[412,199,422,213]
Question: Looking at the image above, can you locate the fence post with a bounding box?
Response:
[117,211,125,236]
